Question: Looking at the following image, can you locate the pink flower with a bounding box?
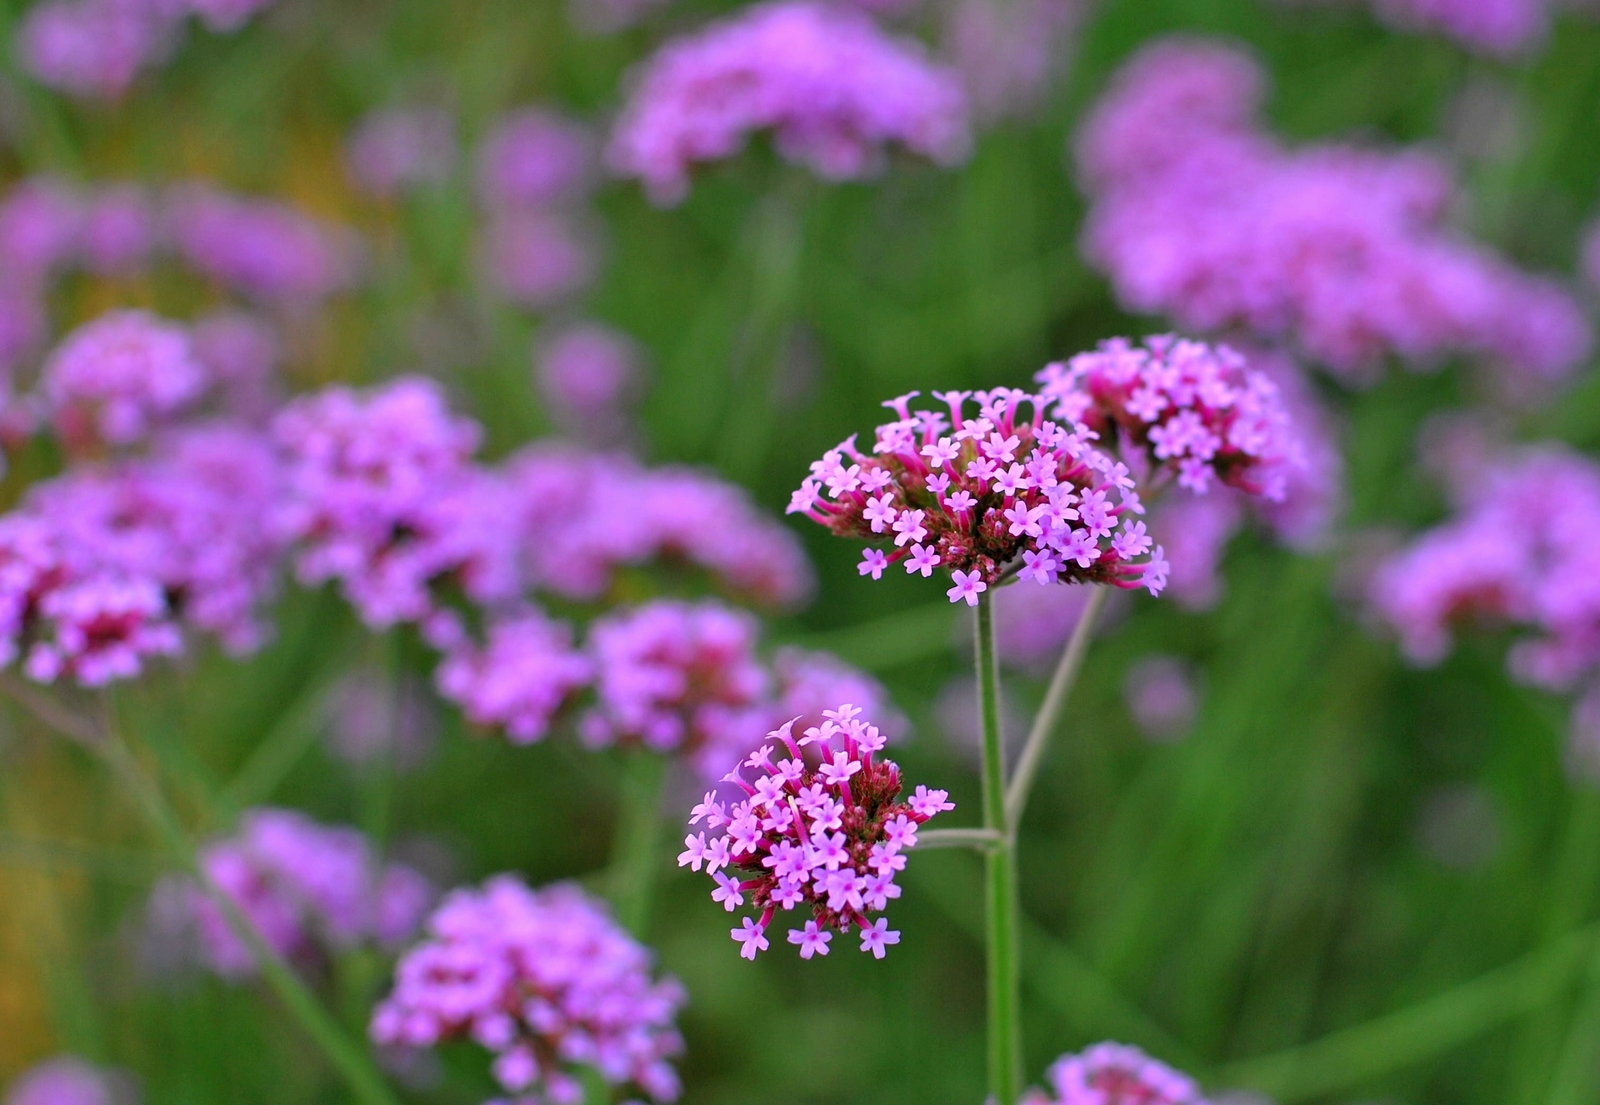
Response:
[607,0,970,205]
[41,310,207,451]
[344,107,457,197]
[435,610,594,744]
[372,876,685,1103]
[1035,1042,1205,1105]
[791,386,1168,600]
[681,705,950,959]
[475,108,593,209]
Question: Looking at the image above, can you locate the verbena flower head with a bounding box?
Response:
[41,310,207,451]
[345,107,458,198]
[1075,40,1590,388]
[436,609,594,745]
[789,387,1168,602]
[535,321,643,443]
[272,377,515,628]
[371,876,686,1104]
[165,183,363,305]
[181,807,434,978]
[480,210,597,308]
[679,704,953,960]
[1369,443,1600,690]
[1027,1042,1207,1105]
[0,178,85,282]
[81,184,155,274]
[3,1056,125,1105]
[0,424,283,684]
[506,446,814,610]
[16,0,170,101]
[475,108,593,210]
[581,599,770,772]
[191,309,282,421]
[606,0,971,205]
[1037,335,1302,502]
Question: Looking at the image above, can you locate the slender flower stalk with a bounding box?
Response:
[612,751,669,936]
[977,592,1022,1105]
[0,679,400,1105]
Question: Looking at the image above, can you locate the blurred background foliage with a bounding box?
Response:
[4,0,1600,1102]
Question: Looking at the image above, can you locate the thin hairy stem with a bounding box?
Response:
[2,682,400,1105]
[976,592,1022,1105]
[1005,585,1106,827]
[611,751,669,937]
[916,827,1004,851]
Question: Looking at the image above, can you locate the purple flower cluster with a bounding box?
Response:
[166,183,364,306]
[0,423,283,683]
[941,0,1082,124]
[41,310,207,451]
[1075,40,1590,388]
[1370,443,1600,693]
[345,107,459,198]
[1038,335,1302,501]
[178,807,434,978]
[435,610,595,745]
[507,445,813,610]
[18,0,277,101]
[678,704,953,959]
[789,386,1169,604]
[371,876,686,1105]
[3,1057,128,1105]
[1274,0,1548,57]
[1023,1042,1207,1105]
[606,0,971,205]
[534,322,645,447]
[474,108,598,310]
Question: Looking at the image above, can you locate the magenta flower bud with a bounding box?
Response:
[41,310,207,451]
[789,385,1169,601]
[681,704,952,960]
[372,876,685,1103]
[475,108,592,209]
[345,107,458,198]
[607,0,971,205]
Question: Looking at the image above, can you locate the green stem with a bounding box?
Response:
[1546,929,1600,1105]
[976,592,1022,1105]
[611,752,668,937]
[3,683,400,1105]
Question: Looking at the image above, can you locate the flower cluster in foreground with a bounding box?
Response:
[789,387,1169,603]
[679,704,952,960]
[1023,1042,1207,1105]
[1075,40,1589,387]
[372,876,686,1105]
[171,807,433,978]
[607,0,971,205]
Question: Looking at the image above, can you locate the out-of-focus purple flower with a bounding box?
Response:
[789,386,1168,601]
[271,377,516,628]
[942,0,1081,124]
[1038,335,1304,502]
[475,108,592,210]
[607,0,971,205]
[769,645,906,742]
[1123,655,1199,743]
[1149,493,1243,611]
[1029,1042,1205,1105]
[0,283,48,382]
[581,599,770,772]
[164,183,363,305]
[506,445,814,610]
[371,876,685,1104]
[480,210,597,307]
[326,667,439,771]
[190,309,281,421]
[680,704,952,959]
[1075,40,1591,388]
[345,107,458,198]
[82,185,156,274]
[3,1057,128,1105]
[934,673,1026,767]
[40,310,207,451]
[182,807,434,977]
[535,321,645,444]
[1372,0,1545,56]
[15,0,173,101]
[0,178,84,281]
[435,609,594,745]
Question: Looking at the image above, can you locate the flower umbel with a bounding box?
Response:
[679,704,953,959]
[789,387,1168,600]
